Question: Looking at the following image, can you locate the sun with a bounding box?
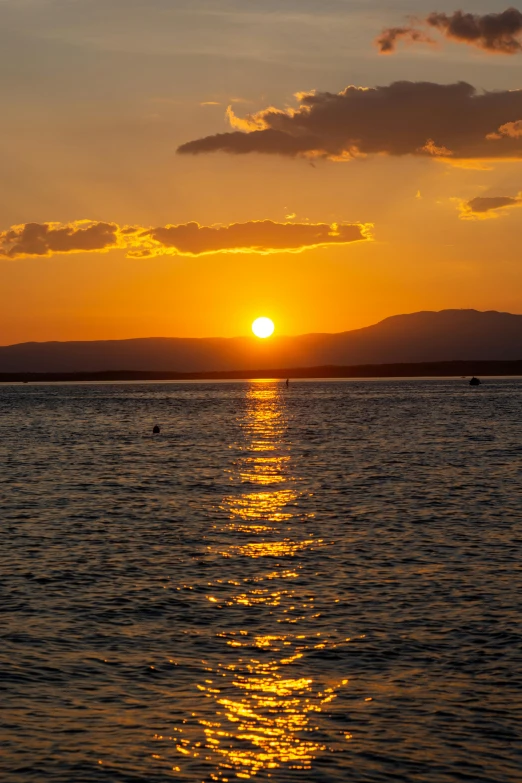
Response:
[252,316,275,339]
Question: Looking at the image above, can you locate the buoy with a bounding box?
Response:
[153,425,161,434]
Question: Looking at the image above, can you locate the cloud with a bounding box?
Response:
[486,120,522,140]
[457,193,522,219]
[377,9,522,55]
[0,221,120,258]
[140,220,370,256]
[376,26,436,54]
[177,81,522,162]
[428,8,522,53]
[0,219,371,260]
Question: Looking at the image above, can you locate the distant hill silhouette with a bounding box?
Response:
[1,310,522,373]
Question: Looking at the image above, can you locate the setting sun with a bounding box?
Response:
[252,317,275,339]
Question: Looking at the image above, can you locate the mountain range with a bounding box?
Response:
[1,310,522,374]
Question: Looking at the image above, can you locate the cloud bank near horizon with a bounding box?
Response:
[177,81,522,162]
[377,8,522,55]
[0,219,371,260]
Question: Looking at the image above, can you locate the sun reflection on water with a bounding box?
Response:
[220,384,297,528]
[173,383,349,780]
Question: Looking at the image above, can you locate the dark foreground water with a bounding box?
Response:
[0,380,521,783]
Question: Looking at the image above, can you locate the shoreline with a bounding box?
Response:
[2,360,522,383]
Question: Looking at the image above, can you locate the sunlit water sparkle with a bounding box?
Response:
[1,380,521,782]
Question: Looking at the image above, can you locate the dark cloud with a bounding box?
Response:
[0,221,118,258]
[459,194,522,218]
[177,81,522,162]
[377,9,522,54]
[468,196,520,212]
[142,220,368,255]
[376,27,436,54]
[0,219,370,259]
[428,8,522,53]
[177,128,320,157]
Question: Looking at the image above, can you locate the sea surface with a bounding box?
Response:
[1,380,521,783]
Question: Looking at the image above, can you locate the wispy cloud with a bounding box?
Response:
[178,81,522,162]
[377,8,522,55]
[376,27,437,54]
[0,219,372,260]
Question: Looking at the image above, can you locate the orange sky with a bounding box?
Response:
[1,1,521,344]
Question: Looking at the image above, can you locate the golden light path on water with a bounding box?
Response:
[3,383,520,782]
[173,383,351,781]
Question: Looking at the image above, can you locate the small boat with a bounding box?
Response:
[469,376,481,386]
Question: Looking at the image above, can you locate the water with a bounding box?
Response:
[1,380,521,783]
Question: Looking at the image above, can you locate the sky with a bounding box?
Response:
[1,0,521,344]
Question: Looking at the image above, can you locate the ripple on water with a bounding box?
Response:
[0,379,521,782]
